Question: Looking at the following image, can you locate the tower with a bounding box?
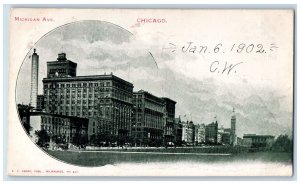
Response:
[30,48,39,109]
[231,107,237,146]
[47,53,77,78]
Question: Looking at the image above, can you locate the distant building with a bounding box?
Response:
[195,123,205,144]
[42,53,133,139]
[161,98,176,144]
[205,121,218,144]
[182,121,195,145]
[30,112,89,144]
[237,137,242,146]
[222,128,231,145]
[217,125,225,144]
[132,90,165,146]
[174,117,183,145]
[242,134,275,148]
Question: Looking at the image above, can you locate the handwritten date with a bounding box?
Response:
[163,42,278,54]
[162,42,278,76]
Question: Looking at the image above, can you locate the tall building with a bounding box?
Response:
[161,98,176,144]
[182,120,195,145]
[231,108,237,146]
[132,90,165,146]
[205,121,218,144]
[42,53,133,139]
[195,123,206,144]
[30,49,39,109]
[47,53,77,78]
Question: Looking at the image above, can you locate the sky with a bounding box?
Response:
[16,19,293,137]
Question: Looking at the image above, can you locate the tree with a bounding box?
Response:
[272,134,292,152]
[35,129,50,147]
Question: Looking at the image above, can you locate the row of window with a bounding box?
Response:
[49,69,66,73]
[45,90,131,102]
[41,117,70,126]
[44,82,111,89]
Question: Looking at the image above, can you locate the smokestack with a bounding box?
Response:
[30,48,39,109]
[231,107,237,146]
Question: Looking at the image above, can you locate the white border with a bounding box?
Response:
[1,1,299,184]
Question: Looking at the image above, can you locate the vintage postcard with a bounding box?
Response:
[7,8,294,176]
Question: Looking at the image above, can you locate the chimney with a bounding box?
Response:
[30,48,39,109]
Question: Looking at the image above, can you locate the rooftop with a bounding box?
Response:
[43,74,133,87]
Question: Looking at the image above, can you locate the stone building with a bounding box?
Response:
[205,121,218,144]
[182,120,195,145]
[242,134,275,148]
[132,90,165,146]
[174,117,183,145]
[194,123,206,144]
[30,112,88,144]
[36,95,44,111]
[42,53,133,139]
[161,97,176,144]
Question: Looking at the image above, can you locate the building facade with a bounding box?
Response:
[36,95,44,111]
[42,53,134,140]
[161,98,176,144]
[242,134,275,148]
[47,53,77,78]
[30,112,89,145]
[195,123,206,144]
[132,90,165,146]
[174,117,183,145]
[205,121,218,144]
[182,121,195,145]
[222,128,231,145]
